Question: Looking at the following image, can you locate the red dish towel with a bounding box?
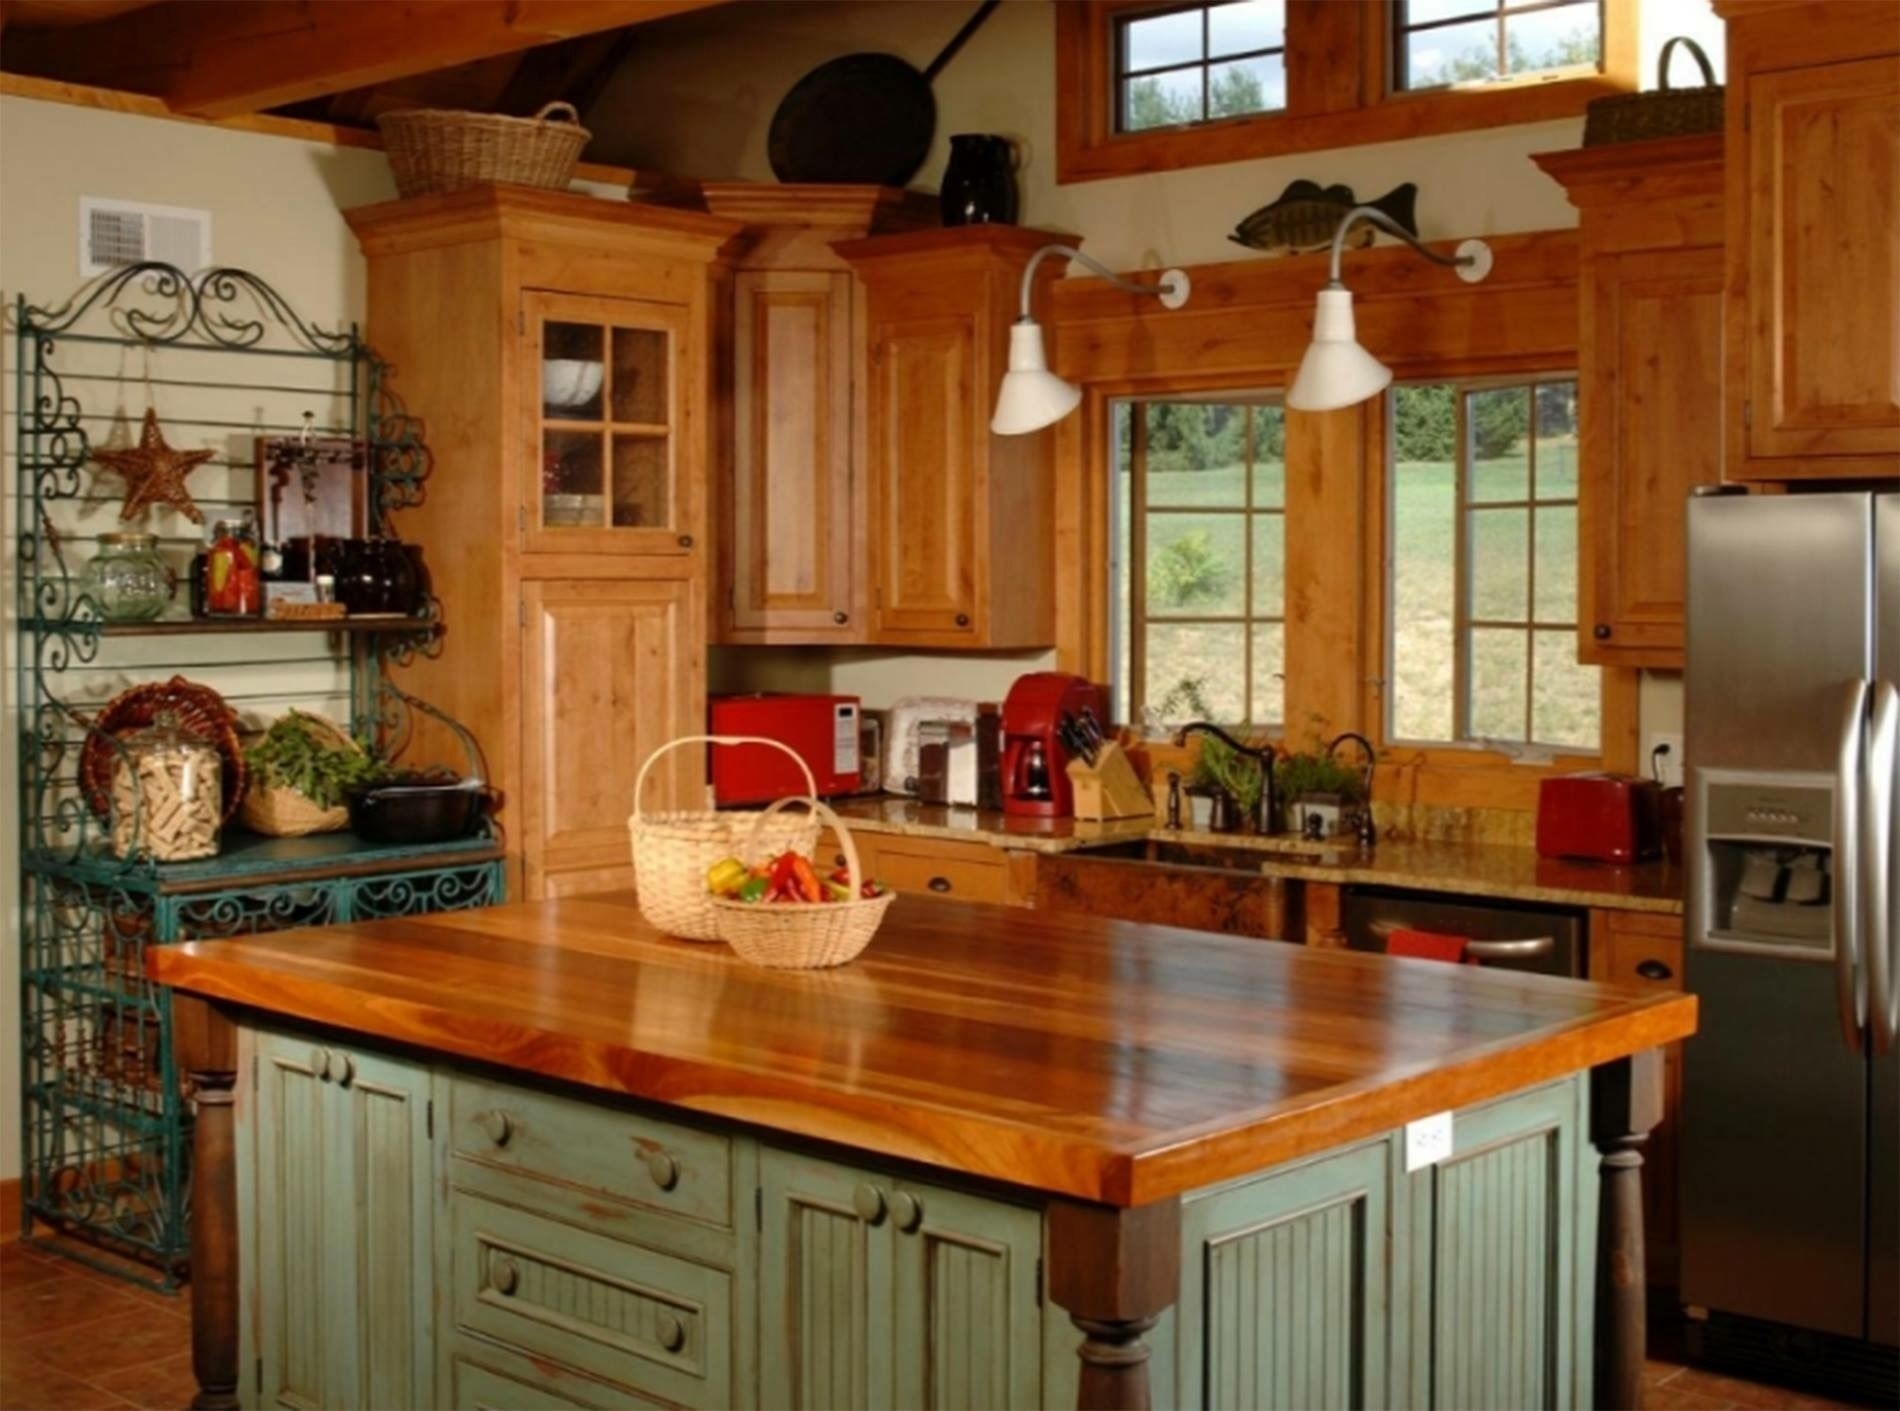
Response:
[1386,929,1470,963]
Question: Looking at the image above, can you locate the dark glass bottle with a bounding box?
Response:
[940,134,1018,227]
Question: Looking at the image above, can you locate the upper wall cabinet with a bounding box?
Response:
[837,226,1066,650]
[1536,135,1724,670]
[698,185,935,646]
[1717,0,1900,480]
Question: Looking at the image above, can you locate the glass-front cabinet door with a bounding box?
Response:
[522,289,694,556]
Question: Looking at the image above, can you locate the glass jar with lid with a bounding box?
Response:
[80,532,175,622]
[202,515,263,617]
[109,711,222,861]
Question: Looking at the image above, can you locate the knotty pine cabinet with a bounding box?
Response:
[1716,1,1900,480]
[836,226,1068,649]
[1536,136,1724,669]
[348,187,740,898]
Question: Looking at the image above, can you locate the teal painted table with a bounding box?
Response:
[148,892,1696,1411]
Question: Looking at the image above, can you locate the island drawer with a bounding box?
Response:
[870,837,1008,904]
[448,1073,735,1231]
[450,1192,734,1409]
[449,1342,667,1410]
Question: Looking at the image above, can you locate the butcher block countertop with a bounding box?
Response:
[820,796,1686,915]
[148,891,1695,1207]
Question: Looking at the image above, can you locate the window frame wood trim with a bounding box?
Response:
[1055,0,1637,185]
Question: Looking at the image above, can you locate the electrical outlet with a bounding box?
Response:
[1644,732,1684,788]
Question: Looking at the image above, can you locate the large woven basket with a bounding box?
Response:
[378,101,591,199]
[81,675,246,825]
[1584,37,1723,147]
[238,711,358,838]
[713,798,894,970]
[629,735,820,942]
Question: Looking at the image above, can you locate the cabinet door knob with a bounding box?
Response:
[644,1148,680,1191]
[333,1054,356,1088]
[310,1048,331,1081]
[852,1183,887,1224]
[490,1255,519,1296]
[477,1110,514,1148]
[677,534,695,549]
[833,611,849,625]
[1635,958,1674,982]
[954,613,971,628]
[892,1190,923,1233]
[1593,624,1612,640]
[928,876,952,894]
[656,1310,687,1353]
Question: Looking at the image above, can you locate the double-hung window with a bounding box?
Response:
[1111,396,1286,730]
[1385,377,1599,752]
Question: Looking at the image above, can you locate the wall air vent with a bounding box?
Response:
[79,197,212,278]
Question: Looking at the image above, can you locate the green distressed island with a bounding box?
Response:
[146,891,1696,1411]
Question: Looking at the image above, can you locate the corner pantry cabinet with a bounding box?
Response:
[1535,135,1724,670]
[835,226,1070,649]
[1715,0,1900,481]
[348,187,740,899]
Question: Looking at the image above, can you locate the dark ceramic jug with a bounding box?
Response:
[940,134,1018,227]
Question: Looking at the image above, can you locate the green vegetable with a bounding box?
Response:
[244,712,388,809]
[736,875,771,904]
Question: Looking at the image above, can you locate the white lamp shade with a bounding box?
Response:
[1285,287,1392,412]
[991,321,1082,435]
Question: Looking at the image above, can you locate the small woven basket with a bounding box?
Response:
[378,101,591,199]
[713,798,894,970]
[1584,37,1723,147]
[629,735,820,942]
[81,675,247,825]
[238,711,358,838]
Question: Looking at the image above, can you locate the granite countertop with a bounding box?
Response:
[818,796,1685,916]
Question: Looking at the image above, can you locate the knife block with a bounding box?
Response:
[1066,743,1155,821]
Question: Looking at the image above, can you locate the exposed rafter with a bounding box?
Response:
[2,0,717,118]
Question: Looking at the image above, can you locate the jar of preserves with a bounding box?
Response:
[203,516,262,617]
[109,712,221,861]
[80,531,175,622]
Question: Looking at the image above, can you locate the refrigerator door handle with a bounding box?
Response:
[1865,678,1898,1051]
[1835,677,1870,1053]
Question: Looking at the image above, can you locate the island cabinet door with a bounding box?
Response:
[889,1178,1044,1411]
[1168,1140,1394,1411]
[759,1149,895,1410]
[248,1030,435,1411]
[1401,1078,1593,1411]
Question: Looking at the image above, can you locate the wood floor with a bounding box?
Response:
[0,1235,1872,1410]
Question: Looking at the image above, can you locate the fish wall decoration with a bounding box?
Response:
[1229,180,1420,256]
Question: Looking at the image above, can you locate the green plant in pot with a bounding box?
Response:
[1189,731,1271,832]
[1274,720,1370,837]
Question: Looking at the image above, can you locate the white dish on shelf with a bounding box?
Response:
[543,493,604,527]
[543,359,604,409]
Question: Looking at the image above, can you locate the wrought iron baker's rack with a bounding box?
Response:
[12,263,505,1287]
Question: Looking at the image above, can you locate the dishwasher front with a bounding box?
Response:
[1341,886,1586,977]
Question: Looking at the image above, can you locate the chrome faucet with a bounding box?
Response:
[1174,723,1277,835]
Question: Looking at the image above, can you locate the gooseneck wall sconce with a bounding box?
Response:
[990,244,1191,436]
[1286,209,1493,413]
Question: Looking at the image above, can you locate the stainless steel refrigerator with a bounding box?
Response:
[1684,489,1899,1398]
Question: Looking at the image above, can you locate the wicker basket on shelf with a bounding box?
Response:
[713,797,894,970]
[238,710,359,838]
[80,675,246,825]
[377,101,591,199]
[628,735,820,942]
[1583,38,1723,146]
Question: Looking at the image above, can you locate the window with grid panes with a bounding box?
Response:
[1115,1,1287,132]
[1385,378,1599,751]
[1393,0,1603,91]
[1111,397,1286,730]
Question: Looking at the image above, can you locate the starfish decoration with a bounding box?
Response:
[90,407,215,525]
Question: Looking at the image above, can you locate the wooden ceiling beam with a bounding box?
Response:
[3,0,719,118]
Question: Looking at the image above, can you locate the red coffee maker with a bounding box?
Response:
[1001,672,1107,818]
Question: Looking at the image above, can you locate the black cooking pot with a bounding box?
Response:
[346,772,490,845]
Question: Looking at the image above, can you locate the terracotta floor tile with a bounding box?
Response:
[0,1276,147,1345]
[10,1304,192,1380]
[0,1360,138,1411]
[0,1244,73,1291]
[1665,1366,1852,1409]
[87,1350,199,1411]
[1646,1387,1744,1410]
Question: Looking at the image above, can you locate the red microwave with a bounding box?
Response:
[708,694,862,805]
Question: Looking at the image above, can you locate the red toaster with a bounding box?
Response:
[1536,772,1663,864]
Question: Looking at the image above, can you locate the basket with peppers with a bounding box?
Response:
[704,797,895,969]
[706,849,889,906]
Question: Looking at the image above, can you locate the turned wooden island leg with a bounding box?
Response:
[1591,1049,1665,1411]
[1047,1197,1181,1411]
[174,994,241,1411]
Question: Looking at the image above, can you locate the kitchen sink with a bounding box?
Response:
[1070,837,1342,872]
